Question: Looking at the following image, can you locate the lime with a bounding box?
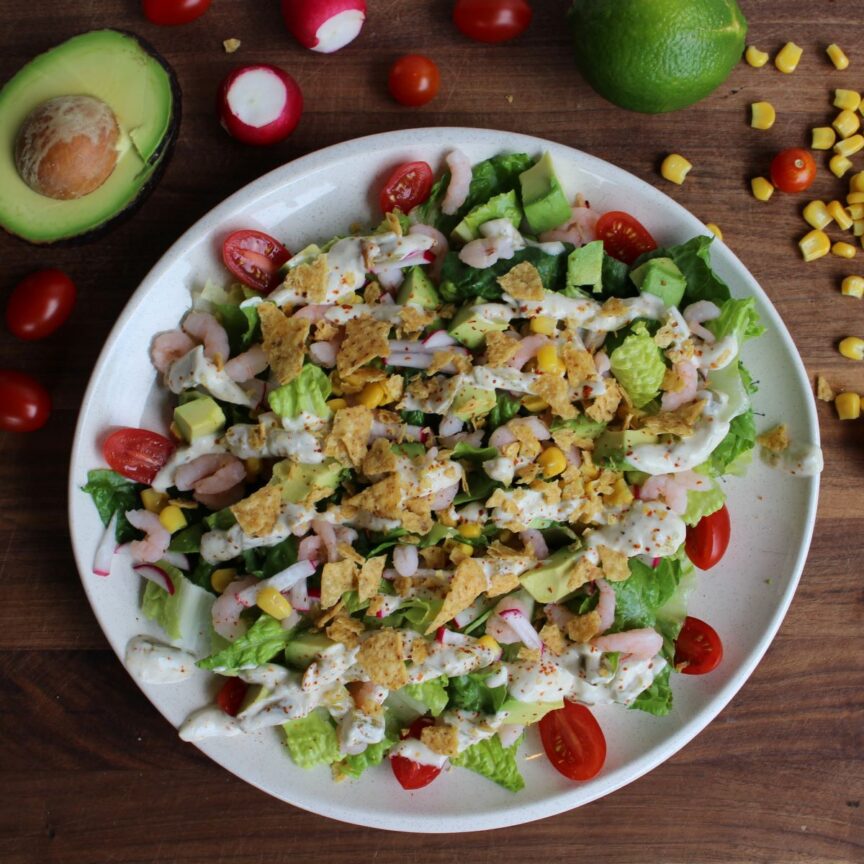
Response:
[567,0,748,113]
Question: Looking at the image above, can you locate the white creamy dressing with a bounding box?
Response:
[396,454,464,500]
[225,411,326,463]
[166,345,254,407]
[125,636,197,684]
[482,453,534,486]
[487,487,585,528]
[762,443,824,477]
[503,290,665,332]
[506,658,575,703]
[693,334,738,372]
[583,500,687,560]
[179,706,243,741]
[387,738,449,768]
[303,643,360,693]
[324,303,408,325]
[478,555,534,585]
[151,432,225,493]
[404,634,499,684]
[338,708,386,756]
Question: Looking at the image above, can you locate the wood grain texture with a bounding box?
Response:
[0,1,862,861]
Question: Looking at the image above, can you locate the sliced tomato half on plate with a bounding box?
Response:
[222,229,291,293]
[595,210,658,265]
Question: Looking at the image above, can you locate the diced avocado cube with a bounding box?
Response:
[173,396,225,442]
[593,429,660,463]
[448,305,509,348]
[271,459,343,504]
[519,546,583,603]
[451,384,497,422]
[396,266,440,309]
[566,240,605,294]
[519,152,573,234]
[451,190,523,244]
[391,442,426,459]
[284,631,335,670]
[238,683,270,714]
[499,696,564,725]
[629,257,686,308]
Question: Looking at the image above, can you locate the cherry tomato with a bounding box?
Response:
[453,0,533,43]
[685,504,730,570]
[539,699,606,782]
[0,370,51,432]
[216,677,249,716]
[674,616,723,675]
[390,716,443,790]
[142,0,211,26]
[380,161,434,214]
[595,211,658,265]
[770,148,817,193]
[102,428,175,484]
[222,230,291,293]
[388,55,441,107]
[6,269,76,341]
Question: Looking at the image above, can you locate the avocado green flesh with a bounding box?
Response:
[448,305,508,348]
[174,396,225,443]
[284,632,335,669]
[520,152,572,234]
[500,697,564,725]
[0,29,177,243]
[396,266,440,309]
[519,546,583,603]
[630,257,686,307]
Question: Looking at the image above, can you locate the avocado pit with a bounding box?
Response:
[15,94,120,200]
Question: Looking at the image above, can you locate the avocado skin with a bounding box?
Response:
[0,29,181,246]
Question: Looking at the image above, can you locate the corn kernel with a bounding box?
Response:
[850,172,864,193]
[521,395,549,412]
[848,204,864,220]
[835,391,861,420]
[830,154,853,178]
[168,498,198,510]
[458,522,482,539]
[834,89,862,111]
[158,504,187,534]
[244,457,262,482]
[477,634,501,653]
[833,241,857,259]
[855,220,864,238]
[847,191,864,204]
[833,109,861,138]
[826,43,850,71]
[256,586,293,620]
[454,542,474,558]
[828,200,854,229]
[841,275,864,297]
[140,488,168,513]
[835,134,864,158]
[802,200,833,230]
[750,101,776,130]
[838,336,864,360]
[775,42,803,73]
[211,567,237,593]
[811,126,836,149]
[751,176,774,201]
[358,382,386,409]
[536,344,564,374]
[529,315,556,336]
[799,229,831,261]
[745,45,769,68]
[326,398,348,412]
[538,445,567,478]
[661,153,693,185]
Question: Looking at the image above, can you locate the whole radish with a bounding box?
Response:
[281,0,366,53]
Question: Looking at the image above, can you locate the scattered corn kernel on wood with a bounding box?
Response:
[812,126,837,149]
[827,43,850,71]
[803,200,833,230]
[838,336,864,359]
[661,153,692,185]
[800,229,830,261]
[751,101,775,130]
[850,172,864,193]
[832,241,857,259]
[841,276,864,297]
[776,42,803,73]
[835,391,861,420]
[835,134,864,158]
[833,109,860,138]
[751,176,774,201]
[705,223,723,240]
[745,45,769,68]
[834,89,861,111]
[830,154,853,178]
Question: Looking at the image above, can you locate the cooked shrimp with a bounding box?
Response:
[409,224,449,278]
[193,457,246,495]
[126,509,171,564]
[441,149,472,215]
[312,518,339,562]
[182,311,230,363]
[639,473,689,513]
[507,334,548,370]
[594,350,611,377]
[684,300,721,343]
[224,344,268,382]
[195,483,245,510]
[592,627,663,660]
[212,576,258,640]
[151,330,196,373]
[594,578,616,634]
[539,205,599,246]
[298,535,324,563]
[661,360,698,411]
[175,453,236,491]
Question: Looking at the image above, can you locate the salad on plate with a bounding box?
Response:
[84,149,768,793]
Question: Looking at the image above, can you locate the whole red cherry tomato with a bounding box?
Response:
[6,269,76,340]
[142,0,212,26]
[770,148,817,193]
[388,55,441,107]
[454,0,533,43]
[0,370,51,432]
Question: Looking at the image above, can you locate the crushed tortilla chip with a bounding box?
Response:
[362,437,398,477]
[604,476,634,508]
[530,477,562,505]
[346,474,402,517]
[315,597,345,628]
[283,255,329,304]
[567,555,602,592]
[511,418,542,460]
[402,507,435,536]
[425,558,486,634]
[662,365,686,393]
[323,405,373,468]
[498,261,544,301]
[567,610,602,643]
[419,546,448,570]
[358,556,386,602]
[515,462,542,485]
[337,543,365,565]
[757,424,790,453]
[420,724,460,757]
[366,594,388,618]
[400,305,436,336]
[428,349,473,376]
[222,37,241,53]
[597,545,630,582]
[585,380,622,423]
[517,646,542,663]
[326,614,364,648]
[485,331,520,367]
[600,297,628,318]
[321,559,358,610]
[816,375,836,402]
[654,315,688,349]
[532,374,577,419]
[363,281,382,304]
[230,484,282,537]
[410,638,430,665]
[561,344,596,387]
[357,629,409,689]
[258,303,310,384]
[539,622,567,656]
[638,399,705,436]
[313,318,339,342]
[337,316,391,377]
[487,569,521,597]
[382,375,404,405]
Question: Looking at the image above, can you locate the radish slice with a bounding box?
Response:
[93,513,118,577]
[288,578,312,612]
[161,551,189,571]
[436,627,469,646]
[134,564,175,595]
[393,544,419,578]
[375,595,402,618]
[498,609,543,650]
[218,65,303,146]
[421,329,458,350]
[235,560,316,607]
[281,0,366,54]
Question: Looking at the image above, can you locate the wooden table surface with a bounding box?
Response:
[1,1,862,861]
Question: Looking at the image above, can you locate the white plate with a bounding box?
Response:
[68,128,820,833]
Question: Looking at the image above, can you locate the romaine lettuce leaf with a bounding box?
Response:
[268,364,332,420]
[451,735,525,792]
[609,320,666,407]
[486,392,521,431]
[333,712,401,779]
[682,481,726,526]
[609,553,687,635]
[706,297,765,344]
[141,561,213,644]
[451,442,498,462]
[81,469,144,543]
[214,302,260,355]
[282,708,341,769]
[630,665,672,716]
[402,676,449,717]
[197,614,293,674]
[707,409,756,476]
[447,669,508,714]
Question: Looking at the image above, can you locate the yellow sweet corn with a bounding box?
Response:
[832,241,857,259]
[811,126,836,150]
[838,336,864,360]
[830,154,853,178]
[799,229,831,261]
[828,200,854,229]
[521,395,549,412]
[835,391,861,420]
[841,275,864,297]
[775,42,803,73]
[358,381,386,409]
[750,101,776,130]
[706,223,723,240]
[454,542,474,559]
[256,586,293,620]
[326,398,348,412]
[158,504,187,534]
[538,445,567,478]
[751,176,775,201]
[802,200,833,230]
[530,316,556,335]
[211,568,238,594]
[827,43,850,71]
[848,204,864,220]
[661,153,693,185]
[850,172,864,193]
[477,634,501,653]
[833,109,861,138]
[847,191,864,204]
[835,134,864,158]
[834,89,862,111]
[244,457,262,482]
[140,488,168,513]
[536,344,564,374]
[855,220,864,238]
[458,523,482,539]
[745,45,769,68]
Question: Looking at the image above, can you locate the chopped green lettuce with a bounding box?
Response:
[682,480,726,526]
[81,469,144,543]
[333,713,400,779]
[451,735,525,792]
[214,302,260,355]
[447,669,508,714]
[451,442,498,462]
[141,561,213,644]
[630,665,673,716]
[706,297,765,345]
[198,614,294,675]
[635,236,731,305]
[268,364,332,420]
[486,392,521,431]
[402,676,449,717]
[707,410,756,477]
[609,321,666,407]
[282,708,341,769]
[609,552,689,637]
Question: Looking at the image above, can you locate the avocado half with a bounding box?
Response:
[0,29,180,244]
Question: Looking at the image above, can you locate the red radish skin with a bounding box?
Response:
[218,65,303,146]
[281,0,366,53]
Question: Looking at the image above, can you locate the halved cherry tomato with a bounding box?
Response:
[454,0,533,43]
[142,0,211,26]
[222,230,291,293]
[216,677,249,716]
[770,148,816,193]
[102,428,175,484]
[539,699,606,782]
[674,616,723,675]
[6,269,76,341]
[390,716,442,790]
[380,161,434,214]
[595,211,658,265]
[388,55,441,107]
[685,503,730,571]
[0,369,51,432]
